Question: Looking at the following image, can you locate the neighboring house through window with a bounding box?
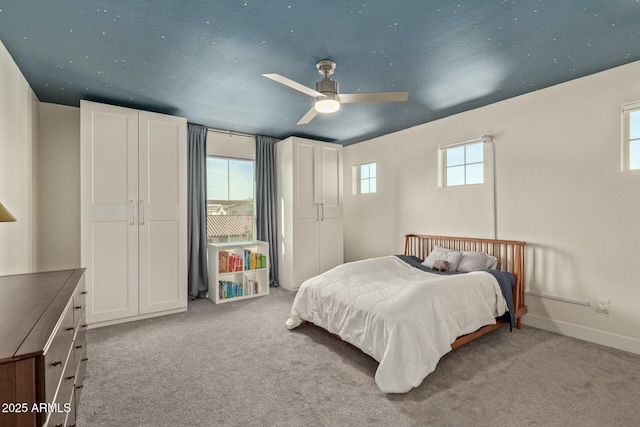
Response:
[207,157,255,243]
[206,131,256,244]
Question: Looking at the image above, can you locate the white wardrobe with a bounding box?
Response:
[80,100,187,327]
[276,137,343,291]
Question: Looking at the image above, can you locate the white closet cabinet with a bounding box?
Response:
[276,137,343,291]
[80,100,187,326]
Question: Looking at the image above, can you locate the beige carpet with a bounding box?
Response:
[77,287,640,427]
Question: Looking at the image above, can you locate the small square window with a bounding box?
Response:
[443,142,484,187]
[623,103,640,171]
[355,162,377,194]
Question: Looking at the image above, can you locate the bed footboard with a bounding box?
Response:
[403,234,527,330]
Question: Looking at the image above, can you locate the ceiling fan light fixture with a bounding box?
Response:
[263,59,409,125]
[315,98,340,113]
[314,77,340,113]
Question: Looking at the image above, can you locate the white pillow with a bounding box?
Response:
[457,251,498,272]
[422,246,462,271]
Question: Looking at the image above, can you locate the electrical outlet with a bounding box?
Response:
[596,298,610,314]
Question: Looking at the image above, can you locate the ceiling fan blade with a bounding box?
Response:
[339,91,410,104]
[263,73,325,98]
[297,106,319,125]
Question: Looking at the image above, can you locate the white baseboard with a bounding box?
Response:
[88,307,187,329]
[522,314,640,356]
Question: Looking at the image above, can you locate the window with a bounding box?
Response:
[623,102,640,171]
[206,157,255,243]
[443,142,484,186]
[356,162,377,194]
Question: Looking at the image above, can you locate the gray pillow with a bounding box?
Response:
[457,251,498,272]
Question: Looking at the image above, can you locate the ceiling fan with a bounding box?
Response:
[263,60,410,125]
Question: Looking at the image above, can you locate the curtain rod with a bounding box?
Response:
[207,128,255,139]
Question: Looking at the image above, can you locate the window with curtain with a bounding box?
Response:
[206,156,255,243]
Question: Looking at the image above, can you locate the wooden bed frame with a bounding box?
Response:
[403,234,527,348]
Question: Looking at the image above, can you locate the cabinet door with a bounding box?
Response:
[316,144,344,273]
[81,101,139,323]
[293,141,320,286]
[137,111,187,314]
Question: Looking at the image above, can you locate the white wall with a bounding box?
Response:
[0,41,39,275]
[37,103,81,271]
[344,60,640,354]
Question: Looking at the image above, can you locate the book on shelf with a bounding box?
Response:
[218,278,260,299]
[242,249,267,271]
[218,250,244,273]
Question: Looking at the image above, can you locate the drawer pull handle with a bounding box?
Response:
[82,358,89,362]
[55,424,64,427]
[75,385,84,390]
[51,360,62,366]
[81,324,88,328]
[75,306,82,310]
[66,327,74,331]
[66,375,75,380]
[81,291,87,295]
[75,345,83,349]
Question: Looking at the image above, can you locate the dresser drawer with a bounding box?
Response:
[65,391,76,427]
[45,409,66,427]
[74,346,88,413]
[74,312,87,366]
[43,300,75,403]
[44,355,75,427]
[72,274,86,327]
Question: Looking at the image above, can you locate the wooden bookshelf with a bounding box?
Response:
[207,241,270,304]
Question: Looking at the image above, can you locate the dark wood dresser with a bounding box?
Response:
[0,269,87,427]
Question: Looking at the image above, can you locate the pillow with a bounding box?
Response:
[457,251,498,272]
[422,246,462,270]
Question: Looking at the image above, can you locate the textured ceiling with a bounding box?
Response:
[1,1,639,145]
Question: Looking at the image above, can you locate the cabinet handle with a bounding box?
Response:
[66,375,75,380]
[320,203,324,221]
[129,200,135,225]
[54,424,63,427]
[65,327,74,331]
[81,291,87,295]
[314,203,319,221]
[81,324,88,329]
[81,358,89,362]
[140,200,144,225]
[75,385,83,390]
[51,360,62,367]
[75,345,83,349]
[75,306,82,310]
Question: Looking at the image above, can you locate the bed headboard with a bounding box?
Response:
[403,234,527,326]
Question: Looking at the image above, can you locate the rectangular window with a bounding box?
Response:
[444,142,484,186]
[206,156,255,243]
[356,162,377,194]
[623,102,640,171]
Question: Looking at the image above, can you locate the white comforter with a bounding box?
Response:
[285,256,507,393]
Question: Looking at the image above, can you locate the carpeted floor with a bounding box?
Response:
[76,287,640,427]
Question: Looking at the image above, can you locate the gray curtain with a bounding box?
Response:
[187,123,209,299]
[255,135,279,287]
